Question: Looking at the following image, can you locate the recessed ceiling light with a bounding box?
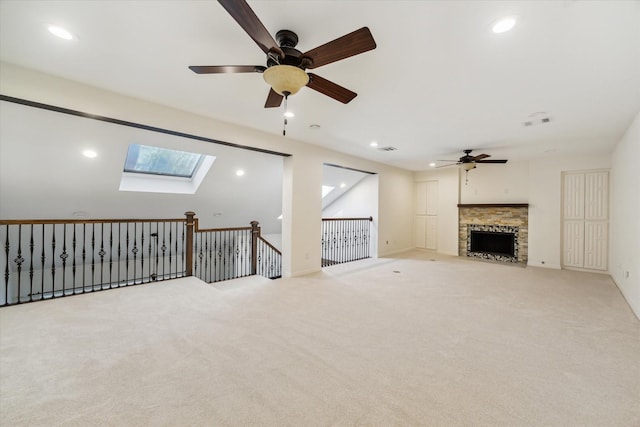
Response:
[235,169,245,176]
[369,141,378,147]
[47,25,74,40]
[284,111,295,118]
[340,183,346,188]
[492,16,516,34]
[82,149,97,158]
[429,162,436,167]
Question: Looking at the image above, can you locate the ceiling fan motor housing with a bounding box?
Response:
[267,30,311,69]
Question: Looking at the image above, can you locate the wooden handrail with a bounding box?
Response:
[194,226,252,233]
[258,236,282,255]
[322,216,373,222]
[0,218,186,225]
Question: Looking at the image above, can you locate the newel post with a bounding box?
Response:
[185,211,196,277]
[250,220,260,275]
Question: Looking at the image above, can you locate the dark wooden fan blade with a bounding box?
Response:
[476,159,508,164]
[217,0,284,58]
[436,163,461,168]
[264,88,284,108]
[306,73,357,104]
[303,27,376,69]
[189,65,266,74]
[472,154,490,161]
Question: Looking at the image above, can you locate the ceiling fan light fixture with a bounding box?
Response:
[462,162,476,171]
[263,65,309,96]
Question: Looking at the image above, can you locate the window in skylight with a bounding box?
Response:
[119,144,215,194]
[322,185,335,198]
[124,144,203,177]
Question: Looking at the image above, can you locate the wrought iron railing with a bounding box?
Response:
[193,226,253,283]
[1,213,282,306]
[1,218,187,306]
[257,237,282,279]
[321,217,373,267]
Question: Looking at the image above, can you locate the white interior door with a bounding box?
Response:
[562,171,608,271]
[415,181,438,250]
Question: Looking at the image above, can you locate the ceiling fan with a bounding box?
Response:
[437,149,508,171]
[437,149,508,184]
[189,0,377,110]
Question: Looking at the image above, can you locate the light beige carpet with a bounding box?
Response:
[1,250,638,426]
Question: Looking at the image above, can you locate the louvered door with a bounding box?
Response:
[562,171,608,271]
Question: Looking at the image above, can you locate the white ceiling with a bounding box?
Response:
[1,0,639,171]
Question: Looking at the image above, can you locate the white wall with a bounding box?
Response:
[527,153,611,269]
[459,161,529,204]
[322,174,378,218]
[414,167,459,256]
[0,62,414,277]
[610,112,640,319]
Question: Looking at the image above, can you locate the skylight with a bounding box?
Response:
[322,185,335,198]
[119,144,215,194]
[124,144,203,178]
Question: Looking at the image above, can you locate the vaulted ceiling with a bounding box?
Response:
[1,0,639,171]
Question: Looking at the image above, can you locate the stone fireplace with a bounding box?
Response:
[458,204,528,265]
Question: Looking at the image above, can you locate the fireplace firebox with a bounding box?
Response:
[467,224,519,263]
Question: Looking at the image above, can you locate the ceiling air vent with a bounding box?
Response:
[377,146,397,152]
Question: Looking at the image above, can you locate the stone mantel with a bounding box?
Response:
[457,203,529,208]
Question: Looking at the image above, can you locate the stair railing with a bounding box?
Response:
[321,217,373,267]
[1,212,281,306]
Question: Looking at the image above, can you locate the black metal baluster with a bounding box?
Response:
[140,223,145,283]
[14,225,24,303]
[243,231,248,277]
[204,233,210,282]
[353,221,358,261]
[51,225,56,298]
[109,224,114,287]
[91,224,96,291]
[29,225,34,302]
[161,223,167,280]
[358,220,362,260]
[208,232,213,283]
[82,224,87,292]
[132,222,138,284]
[61,224,68,295]
[125,223,130,285]
[179,222,184,277]
[72,224,77,294]
[168,224,173,278]
[41,225,46,299]
[194,232,200,280]
[146,223,151,281]
[99,223,105,289]
[149,221,160,280]
[3,225,9,306]
[213,231,219,282]
[117,223,122,286]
